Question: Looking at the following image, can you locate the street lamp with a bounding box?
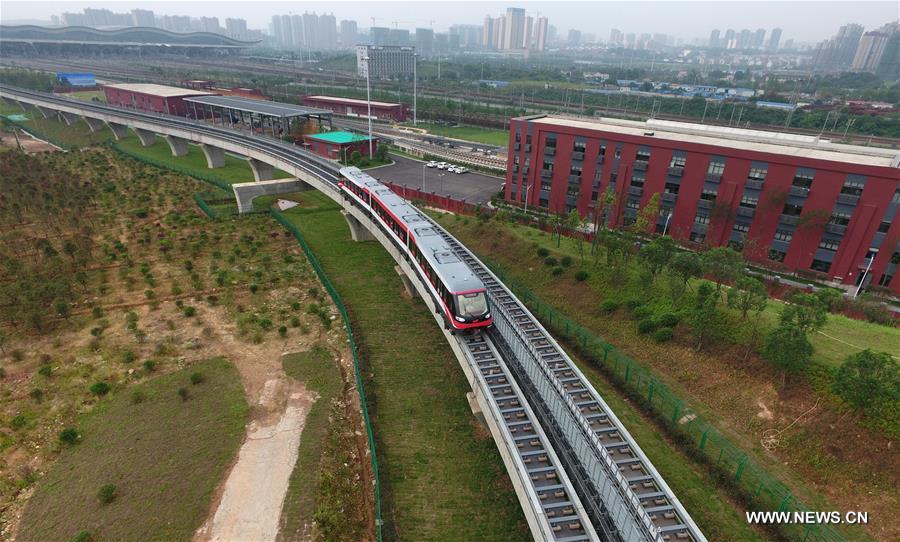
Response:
[662,210,673,235]
[422,162,426,191]
[523,180,530,215]
[854,253,875,297]
[362,55,374,159]
[413,52,418,126]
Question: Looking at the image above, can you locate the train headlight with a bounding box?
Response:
[454,316,466,322]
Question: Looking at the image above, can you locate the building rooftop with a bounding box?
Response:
[183,95,331,118]
[306,131,373,144]
[305,95,401,109]
[526,115,899,169]
[103,83,216,98]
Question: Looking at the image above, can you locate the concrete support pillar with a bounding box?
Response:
[107,122,129,140]
[395,266,419,298]
[17,101,34,112]
[200,144,225,168]
[59,112,80,126]
[248,158,274,182]
[134,128,156,147]
[342,210,375,242]
[35,105,55,119]
[164,135,189,157]
[83,117,105,133]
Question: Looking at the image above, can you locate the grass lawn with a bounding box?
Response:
[1,102,112,147]
[64,91,107,103]
[279,191,528,541]
[114,135,291,184]
[279,345,344,540]
[18,357,248,542]
[404,121,509,147]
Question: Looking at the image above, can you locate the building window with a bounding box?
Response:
[792,172,814,189]
[878,221,891,233]
[626,199,640,210]
[879,274,894,287]
[733,222,750,233]
[768,249,786,262]
[542,160,553,171]
[892,251,900,265]
[740,196,758,209]
[829,213,851,226]
[747,167,767,181]
[567,185,580,197]
[819,239,840,251]
[541,181,552,191]
[707,161,725,176]
[773,230,793,242]
[690,232,706,243]
[526,134,532,144]
[546,137,557,148]
[515,131,521,143]
[599,144,606,156]
[614,148,622,159]
[636,149,651,162]
[782,203,803,216]
[664,182,680,194]
[695,214,710,225]
[609,173,618,186]
[669,155,686,168]
[840,179,865,196]
[701,190,717,202]
[573,140,586,153]
[570,165,583,176]
[810,259,832,273]
[630,174,645,188]
[540,198,549,208]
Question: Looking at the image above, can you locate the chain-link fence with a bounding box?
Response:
[485,260,846,542]
[270,209,383,542]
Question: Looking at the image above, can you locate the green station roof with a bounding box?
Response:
[306,131,372,144]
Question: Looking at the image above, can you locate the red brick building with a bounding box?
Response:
[102,83,215,116]
[303,131,377,160]
[302,95,408,122]
[505,115,900,293]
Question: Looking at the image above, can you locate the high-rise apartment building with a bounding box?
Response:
[415,28,434,55]
[340,20,358,48]
[319,13,338,49]
[200,17,220,34]
[482,8,546,51]
[371,27,390,46]
[503,7,526,49]
[131,9,155,27]
[752,28,766,49]
[851,22,899,73]
[767,28,782,50]
[814,23,864,70]
[708,29,720,47]
[610,28,624,46]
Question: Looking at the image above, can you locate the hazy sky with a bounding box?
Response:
[2,1,897,43]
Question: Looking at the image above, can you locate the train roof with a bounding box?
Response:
[340,167,483,294]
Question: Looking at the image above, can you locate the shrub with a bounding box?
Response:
[657,313,680,327]
[73,531,94,542]
[278,325,288,337]
[133,208,148,218]
[89,382,111,397]
[652,327,674,342]
[183,306,196,317]
[574,270,589,282]
[290,316,301,328]
[815,287,843,310]
[259,318,273,330]
[291,301,302,311]
[177,387,189,401]
[143,359,157,372]
[536,247,549,257]
[551,266,564,276]
[131,391,145,404]
[600,300,620,313]
[91,307,104,319]
[190,372,204,385]
[121,350,136,364]
[97,484,117,504]
[560,256,573,268]
[59,428,80,445]
[29,388,44,403]
[38,364,52,377]
[10,414,27,429]
[833,350,898,412]
[249,283,259,294]
[637,318,658,334]
[544,256,558,267]
[624,299,644,312]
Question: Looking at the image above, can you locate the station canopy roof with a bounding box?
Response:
[183,95,332,119]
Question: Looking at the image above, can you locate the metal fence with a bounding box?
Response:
[486,261,846,542]
[270,209,384,542]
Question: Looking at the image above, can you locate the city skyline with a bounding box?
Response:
[2,1,897,44]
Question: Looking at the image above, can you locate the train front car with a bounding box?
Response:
[338,166,492,332]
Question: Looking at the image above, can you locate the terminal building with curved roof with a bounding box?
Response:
[0,25,260,55]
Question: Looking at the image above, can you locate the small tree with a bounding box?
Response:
[638,236,676,279]
[89,381,111,397]
[668,251,702,301]
[727,276,768,320]
[349,150,362,165]
[832,350,899,412]
[689,282,724,352]
[632,192,661,234]
[781,293,827,334]
[97,484,117,504]
[564,209,587,261]
[762,321,813,386]
[701,246,744,298]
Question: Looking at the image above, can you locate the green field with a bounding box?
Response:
[18,357,248,542]
[65,90,107,103]
[279,192,528,541]
[1,102,112,147]
[405,121,510,147]
[279,345,347,540]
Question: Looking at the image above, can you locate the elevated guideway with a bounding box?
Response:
[0,84,705,542]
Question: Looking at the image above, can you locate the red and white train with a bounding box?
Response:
[338,166,492,332]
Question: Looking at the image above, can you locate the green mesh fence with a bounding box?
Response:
[484,260,846,542]
[2,117,73,151]
[109,141,234,193]
[270,209,384,541]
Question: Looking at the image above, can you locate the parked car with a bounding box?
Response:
[455,167,468,174]
[437,162,448,170]
[426,161,438,168]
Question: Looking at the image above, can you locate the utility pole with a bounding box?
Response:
[413,52,418,125]
[363,55,374,158]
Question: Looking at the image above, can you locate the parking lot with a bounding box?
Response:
[366,153,504,204]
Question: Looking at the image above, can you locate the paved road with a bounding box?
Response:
[367,153,504,204]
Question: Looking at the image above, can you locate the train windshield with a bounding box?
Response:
[456,291,488,318]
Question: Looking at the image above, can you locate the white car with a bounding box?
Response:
[426,161,438,168]
[455,167,468,174]
[446,166,458,173]
[437,162,448,170]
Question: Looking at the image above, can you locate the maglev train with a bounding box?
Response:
[338,166,492,332]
